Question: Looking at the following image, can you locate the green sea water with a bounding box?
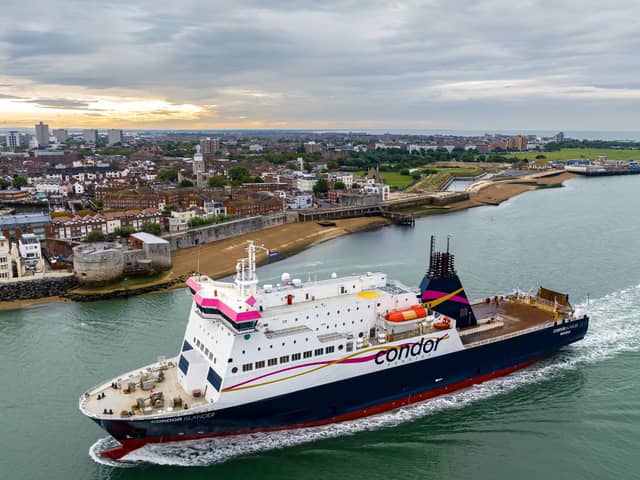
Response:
[1,175,640,479]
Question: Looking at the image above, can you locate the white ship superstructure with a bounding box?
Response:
[180,245,462,409]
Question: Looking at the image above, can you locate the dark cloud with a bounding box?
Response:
[0,0,639,128]
[0,30,98,59]
[28,98,92,110]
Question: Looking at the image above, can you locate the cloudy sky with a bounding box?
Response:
[1,0,639,130]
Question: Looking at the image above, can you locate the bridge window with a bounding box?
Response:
[314,348,324,356]
[268,358,277,366]
[255,360,265,369]
[303,351,312,359]
[326,346,335,354]
[292,353,301,361]
[242,363,253,372]
[280,355,290,363]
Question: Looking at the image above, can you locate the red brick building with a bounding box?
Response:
[223,194,283,216]
[51,209,162,240]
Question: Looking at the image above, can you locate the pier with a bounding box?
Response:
[298,205,415,226]
[297,192,468,226]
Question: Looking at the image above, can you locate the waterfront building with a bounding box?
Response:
[35,121,49,147]
[53,129,69,143]
[223,194,282,216]
[203,200,227,218]
[83,129,98,144]
[107,129,123,145]
[0,235,13,281]
[288,193,313,209]
[168,209,197,233]
[5,131,21,149]
[18,233,43,271]
[0,214,52,242]
[73,234,171,284]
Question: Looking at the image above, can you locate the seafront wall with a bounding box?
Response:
[164,212,293,250]
[0,274,78,301]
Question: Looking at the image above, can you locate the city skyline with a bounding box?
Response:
[1,0,639,130]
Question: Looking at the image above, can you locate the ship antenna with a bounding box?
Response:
[428,235,436,276]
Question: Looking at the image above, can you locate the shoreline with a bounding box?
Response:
[0,172,577,312]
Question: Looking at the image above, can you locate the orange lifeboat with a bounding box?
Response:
[434,317,451,329]
[385,305,427,322]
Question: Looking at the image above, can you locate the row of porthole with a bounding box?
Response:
[231,345,341,374]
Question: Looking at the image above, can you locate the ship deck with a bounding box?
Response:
[460,299,558,345]
[80,358,210,420]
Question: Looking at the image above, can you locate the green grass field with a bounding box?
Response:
[510,148,640,161]
[355,171,416,188]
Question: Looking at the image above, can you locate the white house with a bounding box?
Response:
[18,234,43,271]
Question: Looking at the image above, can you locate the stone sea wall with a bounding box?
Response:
[164,212,293,250]
[0,274,78,301]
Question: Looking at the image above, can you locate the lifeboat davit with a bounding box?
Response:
[434,317,451,329]
[385,305,427,322]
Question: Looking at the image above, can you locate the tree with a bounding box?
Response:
[208,175,228,188]
[228,166,252,184]
[95,200,104,209]
[143,222,162,236]
[313,178,329,195]
[12,176,27,188]
[157,168,179,182]
[179,179,194,188]
[0,178,10,190]
[86,230,106,242]
[334,181,346,190]
[114,226,135,238]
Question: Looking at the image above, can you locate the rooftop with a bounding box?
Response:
[131,232,169,245]
[0,213,51,228]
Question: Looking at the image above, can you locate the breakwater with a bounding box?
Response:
[0,274,77,301]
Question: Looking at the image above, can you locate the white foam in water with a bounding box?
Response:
[91,285,640,467]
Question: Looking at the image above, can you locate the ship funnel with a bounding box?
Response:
[419,236,477,328]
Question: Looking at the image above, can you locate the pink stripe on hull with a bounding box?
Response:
[186,277,202,292]
[421,290,469,305]
[194,295,261,322]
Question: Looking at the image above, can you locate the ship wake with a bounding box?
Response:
[90,284,640,467]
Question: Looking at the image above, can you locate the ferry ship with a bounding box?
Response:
[80,237,589,460]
